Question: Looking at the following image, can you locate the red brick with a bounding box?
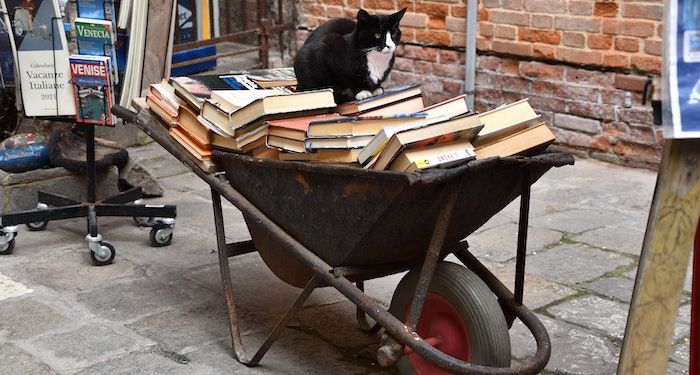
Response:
[443,80,464,95]
[533,44,557,59]
[533,80,601,101]
[531,15,552,28]
[499,58,520,74]
[364,0,395,9]
[433,63,464,78]
[657,24,663,38]
[495,25,517,39]
[414,3,450,17]
[488,10,530,26]
[588,34,613,49]
[524,0,566,13]
[602,121,629,138]
[415,29,451,45]
[478,8,489,21]
[568,101,616,121]
[492,75,532,94]
[520,61,565,80]
[612,142,661,164]
[325,6,343,18]
[623,4,664,20]
[476,37,492,50]
[569,1,593,15]
[602,20,655,37]
[492,40,534,56]
[589,135,614,152]
[397,0,414,11]
[551,127,594,148]
[306,4,325,16]
[451,5,467,17]
[556,48,603,66]
[439,50,460,64]
[644,40,662,56]
[479,23,495,37]
[615,37,640,52]
[428,17,446,29]
[477,55,501,71]
[482,0,501,8]
[603,53,630,69]
[323,0,344,5]
[445,16,465,31]
[618,107,654,124]
[563,32,586,48]
[554,113,601,134]
[503,0,523,10]
[565,68,615,86]
[452,33,466,47]
[621,124,657,146]
[414,46,440,62]
[393,57,414,72]
[602,88,628,106]
[631,56,661,73]
[519,28,562,44]
[475,87,505,105]
[594,2,618,16]
[554,16,601,32]
[415,61,434,74]
[529,95,568,113]
[475,70,496,87]
[401,13,429,28]
[614,73,651,93]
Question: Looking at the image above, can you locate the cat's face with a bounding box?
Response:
[356,8,406,54]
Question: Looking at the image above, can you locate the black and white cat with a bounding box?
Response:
[294,8,406,103]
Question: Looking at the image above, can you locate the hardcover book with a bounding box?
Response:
[74,17,117,83]
[4,0,76,116]
[69,55,114,125]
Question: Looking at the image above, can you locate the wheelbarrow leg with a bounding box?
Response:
[211,188,320,366]
[378,182,460,367]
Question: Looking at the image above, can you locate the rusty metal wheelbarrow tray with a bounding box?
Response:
[114,105,574,375]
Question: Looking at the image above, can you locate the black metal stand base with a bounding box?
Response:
[0,125,177,265]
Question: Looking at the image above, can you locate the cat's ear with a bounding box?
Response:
[357,9,371,24]
[390,8,407,23]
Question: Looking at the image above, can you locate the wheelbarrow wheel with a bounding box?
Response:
[389,261,511,374]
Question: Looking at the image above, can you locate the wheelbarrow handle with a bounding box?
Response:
[112,105,139,124]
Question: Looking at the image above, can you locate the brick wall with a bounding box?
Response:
[295,0,663,169]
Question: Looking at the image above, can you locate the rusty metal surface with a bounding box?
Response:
[216,151,573,274]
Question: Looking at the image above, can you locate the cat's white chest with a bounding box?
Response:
[366,50,393,84]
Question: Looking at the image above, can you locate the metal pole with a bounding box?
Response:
[690,219,700,374]
[463,0,478,111]
[514,168,531,304]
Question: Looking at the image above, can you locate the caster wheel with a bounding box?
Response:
[90,241,115,266]
[26,221,48,231]
[388,262,511,374]
[0,238,15,255]
[149,225,173,247]
[132,216,152,226]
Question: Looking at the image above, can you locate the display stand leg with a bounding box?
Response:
[0,123,178,264]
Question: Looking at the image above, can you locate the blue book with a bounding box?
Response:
[76,0,115,21]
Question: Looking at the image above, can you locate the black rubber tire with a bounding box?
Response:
[90,241,115,266]
[388,261,511,373]
[26,221,48,231]
[149,226,173,247]
[0,238,15,255]
[132,216,152,227]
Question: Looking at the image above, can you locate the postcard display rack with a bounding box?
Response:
[0,0,176,265]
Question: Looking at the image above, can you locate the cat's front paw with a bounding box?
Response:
[373,87,384,96]
[355,90,373,100]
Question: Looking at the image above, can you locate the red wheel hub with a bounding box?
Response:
[405,292,471,375]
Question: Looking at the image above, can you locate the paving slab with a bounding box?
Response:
[491,268,577,309]
[580,276,636,303]
[467,223,563,262]
[509,315,619,374]
[507,244,634,284]
[19,324,152,373]
[572,221,645,256]
[0,271,33,301]
[76,353,199,375]
[547,295,630,340]
[0,343,57,375]
[0,298,72,341]
[670,342,689,366]
[529,208,621,234]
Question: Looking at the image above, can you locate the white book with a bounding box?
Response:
[4,0,76,116]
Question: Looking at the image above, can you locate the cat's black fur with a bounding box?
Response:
[294,9,406,103]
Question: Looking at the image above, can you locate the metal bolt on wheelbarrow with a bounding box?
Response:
[114,104,574,375]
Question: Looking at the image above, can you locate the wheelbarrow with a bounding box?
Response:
[114,105,574,374]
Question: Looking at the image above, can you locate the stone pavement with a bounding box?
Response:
[0,142,692,375]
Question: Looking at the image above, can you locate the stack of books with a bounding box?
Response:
[142,72,556,173]
[69,2,120,126]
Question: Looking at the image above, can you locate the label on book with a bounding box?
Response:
[74,18,117,83]
[70,56,114,125]
[414,149,472,170]
[4,0,76,116]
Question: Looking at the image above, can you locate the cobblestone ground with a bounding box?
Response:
[0,142,691,374]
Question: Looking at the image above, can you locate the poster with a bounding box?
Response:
[667,0,700,138]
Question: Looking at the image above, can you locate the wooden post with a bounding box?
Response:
[618,139,700,374]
